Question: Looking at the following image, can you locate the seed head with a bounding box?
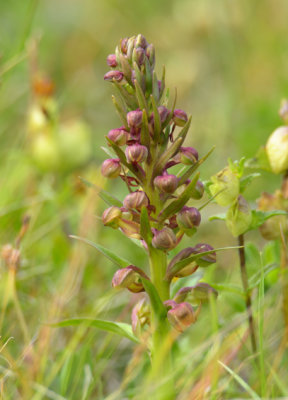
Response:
[266,126,288,174]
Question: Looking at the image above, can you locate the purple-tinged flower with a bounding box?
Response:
[127,110,143,130]
[158,106,171,124]
[193,243,216,266]
[152,227,177,250]
[174,283,218,304]
[135,34,148,49]
[102,206,122,228]
[106,54,118,68]
[174,147,198,165]
[133,47,145,66]
[123,191,149,210]
[104,70,124,82]
[112,265,146,293]
[131,298,150,335]
[101,158,121,178]
[125,144,148,164]
[173,109,188,127]
[107,128,128,146]
[177,206,201,231]
[154,173,178,194]
[167,302,196,332]
[190,180,204,199]
[166,247,198,279]
[146,44,155,67]
[120,38,128,54]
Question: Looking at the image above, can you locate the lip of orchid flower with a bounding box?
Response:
[104,70,124,82]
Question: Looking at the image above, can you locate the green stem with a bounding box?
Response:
[238,234,257,354]
[148,247,174,400]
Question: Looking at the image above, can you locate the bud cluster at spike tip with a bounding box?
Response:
[99,34,217,334]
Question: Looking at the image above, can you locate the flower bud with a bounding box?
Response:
[112,266,145,293]
[179,147,198,165]
[135,34,148,49]
[173,109,188,127]
[158,106,171,125]
[174,283,218,304]
[152,227,177,251]
[145,44,155,67]
[167,302,196,332]
[167,247,198,278]
[266,126,288,174]
[131,298,150,336]
[102,206,122,228]
[133,47,145,66]
[226,195,252,237]
[127,110,143,129]
[120,38,128,54]
[123,191,149,210]
[101,158,121,178]
[177,206,201,236]
[106,54,118,68]
[193,243,216,266]
[125,144,148,164]
[104,70,124,82]
[190,180,204,200]
[107,128,128,146]
[154,174,179,194]
[209,166,239,206]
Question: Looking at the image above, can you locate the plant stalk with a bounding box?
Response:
[148,247,175,400]
[238,234,257,354]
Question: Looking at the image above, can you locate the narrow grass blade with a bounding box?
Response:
[50,318,139,343]
[70,235,131,268]
[218,361,261,399]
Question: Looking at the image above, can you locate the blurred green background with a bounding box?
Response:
[1,0,288,398]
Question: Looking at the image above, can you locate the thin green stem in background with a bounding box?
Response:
[238,234,257,354]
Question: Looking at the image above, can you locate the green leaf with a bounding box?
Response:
[209,213,227,222]
[79,177,122,207]
[50,318,139,343]
[119,54,132,85]
[166,246,241,280]
[153,137,184,177]
[141,278,167,319]
[159,172,200,222]
[178,146,215,186]
[140,207,152,244]
[70,235,132,268]
[113,80,137,110]
[144,58,153,94]
[240,173,261,193]
[141,109,150,148]
[134,78,148,113]
[151,94,161,142]
[152,71,160,102]
[248,210,287,232]
[175,115,192,142]
[112,95,129,129]
[245,146,271,172]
